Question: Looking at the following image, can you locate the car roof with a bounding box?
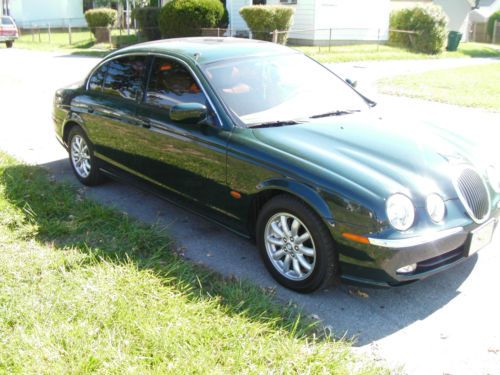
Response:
[108,37,299,65]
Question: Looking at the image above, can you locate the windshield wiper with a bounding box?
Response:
[249,120,305,129]
[310,110,360,119]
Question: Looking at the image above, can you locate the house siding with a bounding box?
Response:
[435,0,471,36]
[313,0,390,44]
[9,0,85,27]
[228,0,252,34]
[268,0,316,41]
[230,0,389,44]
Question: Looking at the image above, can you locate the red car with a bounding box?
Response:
[0,16,19,48]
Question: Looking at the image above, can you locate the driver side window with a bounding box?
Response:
[146,58,207,110]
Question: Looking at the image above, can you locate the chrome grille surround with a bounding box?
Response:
[453,166,491,224]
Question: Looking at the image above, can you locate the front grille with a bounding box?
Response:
[454,167,490,223]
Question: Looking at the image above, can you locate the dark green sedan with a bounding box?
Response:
[53,38,500,292]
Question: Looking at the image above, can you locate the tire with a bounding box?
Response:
[256,195,337,293]
[67,127,105,186]
[6,41,13,48]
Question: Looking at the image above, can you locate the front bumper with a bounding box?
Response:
[336,215,499,288]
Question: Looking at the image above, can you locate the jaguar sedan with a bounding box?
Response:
[53,38,499,292]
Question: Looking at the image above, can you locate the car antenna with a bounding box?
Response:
[193,53,201,61]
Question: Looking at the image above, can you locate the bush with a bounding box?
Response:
[239,5,294,44]
[158,0,225,38]
[132,7,162,41]
[389,5,448,54]
[84,8,117,36]
[487,11,500,39]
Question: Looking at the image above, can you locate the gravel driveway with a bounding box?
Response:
[1,48,499,375]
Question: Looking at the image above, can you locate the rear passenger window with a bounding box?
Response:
[102,56,147,101]
[88,64,108,92]
[146,58,207,110]
[1,17,14,25]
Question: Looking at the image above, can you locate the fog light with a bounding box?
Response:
[396,263,417,274]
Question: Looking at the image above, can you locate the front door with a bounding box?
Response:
[135,57,233,219]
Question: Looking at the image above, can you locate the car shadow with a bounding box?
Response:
[12,157,479,347]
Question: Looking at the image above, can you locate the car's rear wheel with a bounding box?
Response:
[256,195,337,293]
[6,41,13,48]
[68,127,104,186]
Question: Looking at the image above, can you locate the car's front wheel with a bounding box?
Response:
[68,127,104,186]
[256,195,337,293]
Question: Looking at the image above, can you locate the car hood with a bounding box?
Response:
[252,111,481,204]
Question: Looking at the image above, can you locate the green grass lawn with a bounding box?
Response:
[377,62,500,111]
[293,42,500,63]
[0,152,386,374]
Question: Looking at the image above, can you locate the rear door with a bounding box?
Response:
[77,55,150,171]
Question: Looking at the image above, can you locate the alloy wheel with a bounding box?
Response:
[264,212,317,281]
[70,134,91,178]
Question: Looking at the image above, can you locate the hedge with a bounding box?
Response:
[132,6,161,41]
[158,0,225,38]
[239,5,294,44]
[487,11,500,39]
[389,5,448,54]
[84,8,117,37]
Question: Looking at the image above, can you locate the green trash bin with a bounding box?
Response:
[446,31,463,51]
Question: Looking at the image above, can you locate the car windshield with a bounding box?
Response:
[1,17,14,25]
[201,53,369,127]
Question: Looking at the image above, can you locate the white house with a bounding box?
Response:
[2,0,86,27]
[434,0,475,35]
[227,0,391,45]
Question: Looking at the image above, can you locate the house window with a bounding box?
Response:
[280,0,297,4]
[253,0,266,4]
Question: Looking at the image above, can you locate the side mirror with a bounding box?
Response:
[170,103,207,123]
[345,78,358,88]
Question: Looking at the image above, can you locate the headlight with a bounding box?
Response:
[426,193,446,223]
[487,166,500,193]
[386,194,415,231]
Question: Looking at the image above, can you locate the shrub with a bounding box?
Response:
[132,7,162,40]
[84,8,117,36]
[158,0,225,38]
[389,5,448,54]
[487,11,500,39]
[239,5,294,44]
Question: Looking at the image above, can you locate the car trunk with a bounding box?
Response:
[0,18,18,37]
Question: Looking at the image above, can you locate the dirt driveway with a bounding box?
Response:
[1,48,499,374]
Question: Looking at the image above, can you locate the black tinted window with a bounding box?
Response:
[88,64,108,92]
[146,58,206,109]
[1,17,14,25]
[103,56,147,100]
